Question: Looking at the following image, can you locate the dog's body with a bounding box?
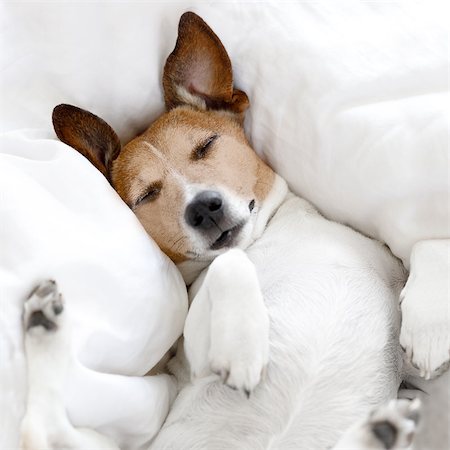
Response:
[153,188,407,449]
[20,188,418,450]
[19,11,434,450]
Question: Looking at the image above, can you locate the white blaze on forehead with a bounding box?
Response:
[141,141,227,205]
[141,141,190,190]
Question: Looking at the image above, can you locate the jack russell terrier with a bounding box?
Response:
[20,12,428,450]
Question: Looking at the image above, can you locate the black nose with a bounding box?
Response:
[185,191,223,230]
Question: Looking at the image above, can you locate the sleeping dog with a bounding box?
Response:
[20,12,422,450]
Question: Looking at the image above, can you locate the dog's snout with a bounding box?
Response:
[185,191,223,229]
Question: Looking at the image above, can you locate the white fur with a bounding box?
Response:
[400,239,450,379]
[151,179,411,449]
[184,249,269,391]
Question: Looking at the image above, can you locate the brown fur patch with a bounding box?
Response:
[111,106,274,263]
[52,104,121,179]
[163,12,249,116]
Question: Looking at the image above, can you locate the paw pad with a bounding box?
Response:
[27,310,57,331]
[24,279,64,332]
[370,399,421,449]
[372,421,397,449]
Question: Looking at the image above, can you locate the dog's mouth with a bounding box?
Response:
[210,223,244,250]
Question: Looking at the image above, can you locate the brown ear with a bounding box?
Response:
[163,12,249,117]
[52,104,121,179]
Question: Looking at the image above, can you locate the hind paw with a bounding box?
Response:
[24,280,64,335]
[369,399,421,449]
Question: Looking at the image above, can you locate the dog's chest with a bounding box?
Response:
[250,195,384,275]
[245,194,402,323]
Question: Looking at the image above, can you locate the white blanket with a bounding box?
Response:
[1,1,448,448]
[0,130,188,449]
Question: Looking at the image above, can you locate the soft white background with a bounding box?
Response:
[1,1,448,448]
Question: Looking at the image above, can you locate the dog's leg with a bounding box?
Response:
[332,399,421,450]
[20,280,119,450]
[184,248,269,395]
[400,239,450,379]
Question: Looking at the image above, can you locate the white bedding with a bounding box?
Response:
[1,1,448,448]
[0,130,188,449]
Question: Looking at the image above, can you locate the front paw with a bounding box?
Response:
[184,249,270,395]
[400,240,450,379]
[209,317,269,396]
[400,313,449,379]
[400,285,450,380]
[207,249,270,396]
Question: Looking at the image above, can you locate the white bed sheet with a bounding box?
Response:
[1,1,448,448]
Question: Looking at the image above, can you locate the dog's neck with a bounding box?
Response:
[177,174,289,285]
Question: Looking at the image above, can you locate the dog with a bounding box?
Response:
[20,12,424,450]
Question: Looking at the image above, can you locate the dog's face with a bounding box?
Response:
[52,12,275,263]
[112,107,274,262]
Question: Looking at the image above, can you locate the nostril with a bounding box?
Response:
[208,198,222,212]
[193,212,204,227]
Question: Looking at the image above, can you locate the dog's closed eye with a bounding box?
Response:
[191,134,219,161]
[134,182,162,208]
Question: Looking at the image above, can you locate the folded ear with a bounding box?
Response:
[163,12,249,117]
[52,104,121,179]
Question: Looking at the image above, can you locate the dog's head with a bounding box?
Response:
[52,12,285,266]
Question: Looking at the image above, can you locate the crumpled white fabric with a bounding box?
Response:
[0,130,187,449]
[1,1,448,448]
[218,2,449,266]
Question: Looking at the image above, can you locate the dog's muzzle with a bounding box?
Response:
[184,190,246,250]
[185,190,223,230]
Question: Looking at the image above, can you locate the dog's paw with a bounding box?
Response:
[400,240,450,379]
[24,279,64,335]
[400,285,450,380]
[369,398,421,449]
[335,399,421,450]
[209,325,269,396]
[400,320,449,380]
[185,249,270,395]
[207,251,269,396]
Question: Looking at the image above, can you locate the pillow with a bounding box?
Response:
[206,2,449,267]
